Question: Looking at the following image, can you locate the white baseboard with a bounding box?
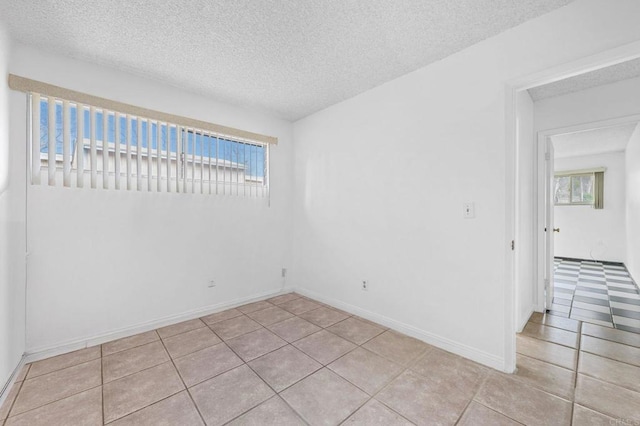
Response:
[295,288,506,372]
[24,288,294,364]
[517,306,536,333]
[22,284,506,372]
[0,355,27,411]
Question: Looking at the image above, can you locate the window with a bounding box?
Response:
[554,174,593,204]
[554,170,604,209]
[33,95,269,197]
[10,75,276,198]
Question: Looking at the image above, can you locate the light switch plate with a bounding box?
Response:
[463,202,475,219]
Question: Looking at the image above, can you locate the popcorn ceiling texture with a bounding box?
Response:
[551,123,638,158]
[0,0,572,120]
[529,57,640,102]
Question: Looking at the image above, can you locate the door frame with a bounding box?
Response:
[541,135,554,312]
[503,39,640,373]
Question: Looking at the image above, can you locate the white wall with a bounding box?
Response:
[9,44,294,353]
[554,152,626,262]
[516,91,535,330]
[626,126,640,279]
[291,0,640,370]
[0,25,26,389]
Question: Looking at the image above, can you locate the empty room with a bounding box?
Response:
[1,0,640,425]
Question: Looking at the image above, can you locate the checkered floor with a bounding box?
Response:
[550,258,640,333]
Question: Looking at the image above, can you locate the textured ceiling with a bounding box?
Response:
[551,123,638,158]
[530,57,640,102]
[0,0,572,120]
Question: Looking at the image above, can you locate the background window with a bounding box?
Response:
[554,172,603,208]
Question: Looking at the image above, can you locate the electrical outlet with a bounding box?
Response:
[362,280,368,290]
[208,280,216,288]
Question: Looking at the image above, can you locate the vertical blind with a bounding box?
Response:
[593,171,604,210]
[29,93,270,197]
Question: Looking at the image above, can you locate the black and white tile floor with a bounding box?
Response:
[550,258,640,333]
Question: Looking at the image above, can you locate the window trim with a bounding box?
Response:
[10,74,277,145]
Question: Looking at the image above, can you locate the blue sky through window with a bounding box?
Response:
[39,99,265,178]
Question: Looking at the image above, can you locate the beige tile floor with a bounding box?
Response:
[1,294,640,425]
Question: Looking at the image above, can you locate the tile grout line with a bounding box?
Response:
[515,352,577,375]
[25,352,102,381]
[216,329,312,425]
[101,323,202,423]
[16,290,639,424]
[101,363,183,424]
[101,330,161,357]
[202,301,318,424]
[102,392,186,425]
[372,347,437,417]
[212,307,393,425]
[517,314,607,423]
[578,346,640,369]
[213,313,384,408]
[496,329,580,422]
[6,384,103,422]
[578,328,640,348]
[532,312,640,376]
[506,359,577,403]
[567,263,585,320]
[205,312,267,340]
[485,368,575,421]
[101,354,173,387]
[5,358,102,420]
[2,374,27,421]
[212,302,516,422]
[606,268,618,330]
[100,344,104,426]
[574,365,640,396]
[519,331,579,350]
[225,359,309,424]
[527,318,580,334]
[157,323,208,340]
[569,320,583,425]
[101,321,225,423]
[454,373,493,425]
[514,345,575,371]
[335,347,428,426]
[156,330,208,426]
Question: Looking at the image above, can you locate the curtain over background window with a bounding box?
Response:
[594,171,604,209]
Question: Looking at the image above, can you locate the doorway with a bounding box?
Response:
[538,119,640,332]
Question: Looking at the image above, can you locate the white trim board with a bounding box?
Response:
[295,288,505,372]
[0,356,27,415]
[540,114,640,139]
[23,287,295,364]
[517,306,536,333]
